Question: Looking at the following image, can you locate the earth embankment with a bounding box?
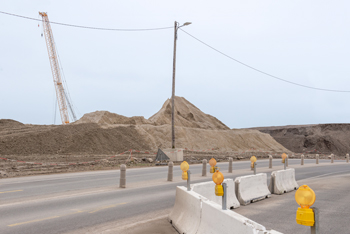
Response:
[255,124,350,155]
[0,97,288,155]
[0,96,290,177]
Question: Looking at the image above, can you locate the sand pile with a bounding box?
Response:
[137,124,285,152]
[0,122,150,155]
[76,111,152,125]
[0,96,289,156]
[76,97,229,131]
[149,97,229,130]
[0,119,24,129]
[255,124,350,155]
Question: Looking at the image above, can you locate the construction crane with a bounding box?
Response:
[39,12,77,124]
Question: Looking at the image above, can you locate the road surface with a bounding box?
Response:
[0,159,349,233]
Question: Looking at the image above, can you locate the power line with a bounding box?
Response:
[0,11,173,31]
[180,28,350,93]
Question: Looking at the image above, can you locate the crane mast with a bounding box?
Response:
[39,12,72,124]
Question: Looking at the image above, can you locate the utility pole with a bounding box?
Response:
[171,21,177,149]
[171,21,191,148]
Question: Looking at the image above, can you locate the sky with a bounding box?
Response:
[1,1,350,129]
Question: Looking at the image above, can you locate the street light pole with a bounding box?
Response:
[171,21,191,149]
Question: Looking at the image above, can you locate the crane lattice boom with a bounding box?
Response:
[39,12,72,124]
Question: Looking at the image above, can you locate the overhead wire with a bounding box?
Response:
[3,10,349,93]
[0,10,173,31]
[180,28,350,93]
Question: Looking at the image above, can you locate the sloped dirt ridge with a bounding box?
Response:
[255,124,350,155]
[0,96,288,156]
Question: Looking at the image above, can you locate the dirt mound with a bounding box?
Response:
[255,124,350,155]
[0,96,288,157]
[0,122,150,155]
[76,111,152,125]
[0,119,24,129]
[76,97,229,131]
[149,96,229,130]
[137,125,286,152]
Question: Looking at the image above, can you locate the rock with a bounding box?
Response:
[0,171,7,177]
[147,158,153,163]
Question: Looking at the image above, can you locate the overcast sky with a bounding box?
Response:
[1,1,350,128]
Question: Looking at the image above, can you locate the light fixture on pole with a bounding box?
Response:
[171,21,191,149]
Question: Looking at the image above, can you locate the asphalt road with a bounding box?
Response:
[0,159,349,234]
[0,158,333,203]
[235,172,350,234]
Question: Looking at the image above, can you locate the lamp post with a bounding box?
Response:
[171,21,191,149]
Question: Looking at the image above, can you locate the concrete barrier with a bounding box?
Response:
[191,179,240,209]
[235,173,271,205]
[197,199,282,234]
[169,186,282,234]
[163,148,183,161]
[168,186,202,234]
[269,168,298,195]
